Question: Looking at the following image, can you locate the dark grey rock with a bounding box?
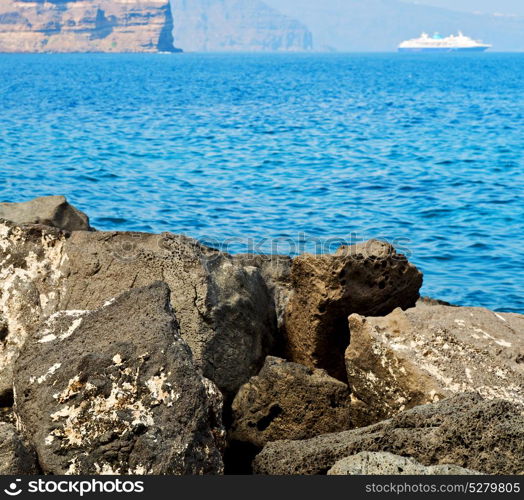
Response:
[14,283,225,475]
[0,221,67,399]
[58,231,277,398]
[328,452,482,475]
[0,196,90,232]
[0,221,277,400]
[230,357,364,448]
[0,422,38,474]
[253,393,524,475]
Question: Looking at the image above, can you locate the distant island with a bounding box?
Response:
[0,0,312,53]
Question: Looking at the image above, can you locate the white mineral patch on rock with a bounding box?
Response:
[346,303,524,423]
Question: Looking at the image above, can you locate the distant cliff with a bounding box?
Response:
[0,0,312,53]
[0,0,180,53]
[170,0,312,52]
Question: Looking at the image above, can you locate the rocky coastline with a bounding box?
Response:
[0,196,522,475]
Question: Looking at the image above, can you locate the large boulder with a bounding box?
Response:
[0,217,277,399]
[14,283,225,475]
[0,196,90,232]
[0,221,67,399]
[230,357,364,448]
[345,303,524,423]
[233,254,292,333]
[58,231,277,398]
[328,452,481,475]
[283,240,423,380]
[253,393,524,475]
[0,423,38,474]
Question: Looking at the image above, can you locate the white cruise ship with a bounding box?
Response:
[398,32,492,52]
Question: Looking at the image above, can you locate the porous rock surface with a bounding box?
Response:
[0,422,38,474]
[233,253,292,333]
[171,0,313,52]
[327,452,481,475]
[253,393,524,475]
[14,282,225,475]
[0,219,277,398]
[0,196,90,232]
[230,356,363,448]
[345,303,524,423]
[283,240,423,379]
[58,230,277,398]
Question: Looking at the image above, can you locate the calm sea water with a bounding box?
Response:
[0,53,523,312]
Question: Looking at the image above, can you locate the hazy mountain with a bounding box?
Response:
[170,0,312,52]
[403,1,524,16]
[264,0,524,51]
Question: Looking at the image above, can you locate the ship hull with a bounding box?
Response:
[398,46,489,53]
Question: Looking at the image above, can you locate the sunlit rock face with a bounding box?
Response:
[13,283,225,475]
[0,0,179,53]
[170,0,313,52]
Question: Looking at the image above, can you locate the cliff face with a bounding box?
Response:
[0,0,179,53]
[170,0,313,52]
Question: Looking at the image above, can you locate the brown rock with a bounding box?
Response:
[253,393,524,475]
[230,356,364,448]
[283,240,423,380]
[0,195,90,232]
[345,303,524,423]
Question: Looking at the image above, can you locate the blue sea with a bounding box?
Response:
[0,53,523,313]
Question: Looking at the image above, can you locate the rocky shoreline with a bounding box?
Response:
[0,196,522,475]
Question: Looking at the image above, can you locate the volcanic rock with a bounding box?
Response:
[253,393,524,475]
[0,423,38,474]
[0,196,90,232]
[327,452,481,475]
[0,215,277,399]
[230,356,364,448]
[58,231,277,398]
[345,303,524,423]
[14,283,225,475]
[0,0,179,53]
[283,240,423,379]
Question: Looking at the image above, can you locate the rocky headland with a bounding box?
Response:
[0,0,312,53]
[0,195,522,475]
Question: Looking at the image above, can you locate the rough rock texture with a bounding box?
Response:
[0,195,91,232]
[327,452,481,476]
[230,356,362,448]
[284,240,423,380]
[0,0,179,53]
[253,393,524,475]
[0,219,276,399]
[0,422,38,474]
[58,230,277,398]
[14,283,225,475]
[171,0,313,52]
[0,221,67,400]
[233,254,292,333]
[346,303,524,424]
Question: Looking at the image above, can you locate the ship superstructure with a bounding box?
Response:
[398,32,491,52]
